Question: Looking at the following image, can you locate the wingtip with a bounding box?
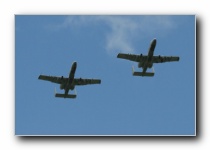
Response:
[117,53,123,58]
[98,80,101,84]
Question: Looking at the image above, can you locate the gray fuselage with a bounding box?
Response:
[142,38,156,73]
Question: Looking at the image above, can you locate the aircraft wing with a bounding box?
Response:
[38,75,67,84]
[152,56,180,63]
[74,78,101,85]
[117,53,147,62]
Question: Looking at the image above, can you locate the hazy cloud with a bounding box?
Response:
[56,15,175,54]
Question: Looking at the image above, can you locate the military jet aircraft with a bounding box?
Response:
[38,62,101,98]
[117,38,180,77]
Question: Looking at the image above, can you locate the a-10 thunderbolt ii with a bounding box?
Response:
[117,38,180,77]
[38,62,101,98]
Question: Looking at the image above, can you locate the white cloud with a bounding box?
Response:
[57,15,175,54]
[98,16,139,53]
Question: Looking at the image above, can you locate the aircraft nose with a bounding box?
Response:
[153,38,156,43]
[152,38,157,45]
[73,61,77,67]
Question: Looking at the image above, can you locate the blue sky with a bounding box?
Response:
[15,15,195,135]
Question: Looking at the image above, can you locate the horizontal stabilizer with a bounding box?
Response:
[132,66,155,77]
[132,71,154,77]
[55,93,76,98]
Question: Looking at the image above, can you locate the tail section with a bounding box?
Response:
[54,87,76,98]
[132,66,155,77]
[55,93,76,98]
[133,72,154,77]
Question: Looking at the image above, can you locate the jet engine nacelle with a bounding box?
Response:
[138,62,144,68]
[70,85,75,90]
[148,63,153,68]
[60,84,65,90]
[60,83,75,90]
